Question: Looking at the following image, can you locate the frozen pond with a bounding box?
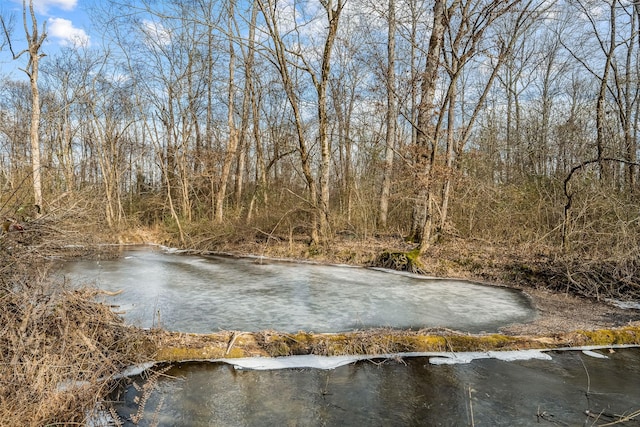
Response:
[59,246,535,333]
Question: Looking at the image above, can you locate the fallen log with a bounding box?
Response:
[142,325,640,362]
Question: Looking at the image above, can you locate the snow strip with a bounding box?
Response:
[581,350,609,359]
[215,349,570,370]
[428,350,552,365]
[221,355,365,370]
[607,299,640,310]
[117,345,639,375]
[218,345,640,369]
[113,361,157,379]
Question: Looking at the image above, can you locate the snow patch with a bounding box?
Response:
[218,350,555,370]
[114,362,157,379]
[607,299,640,310]
[581,350,608,359]
[428,350,552,365]
[223,355,363,370]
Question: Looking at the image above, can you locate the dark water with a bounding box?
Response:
[114,348,640,426]
[59,246,535,333]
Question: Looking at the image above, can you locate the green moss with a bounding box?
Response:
[225,347,246,358]
[375,249,426,274]
[446,334,518,351]
[405,248,421,264]
[151,327,640,362]
[575,328,640,346]
[155,346,221,361]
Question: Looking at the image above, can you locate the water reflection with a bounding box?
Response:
[114,348,640,426]
[58,246,535,333]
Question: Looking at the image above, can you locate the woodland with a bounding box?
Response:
[1,0,640,423]
[0,0,639,293]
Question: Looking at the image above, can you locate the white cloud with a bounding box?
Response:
[141,19,172,47]
[32,0,77,14]
[48,17,90,47]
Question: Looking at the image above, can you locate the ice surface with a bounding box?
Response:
[58,246,536,334]
[581,349,609,359]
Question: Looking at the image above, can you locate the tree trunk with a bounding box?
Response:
[409,0,448,252]
[29,48,43,211]
[5,0,48,213]
[317,1,342,240]
[247,0,266,221]
[596,0,616,182]
[215,0,239,223]
[379,0,397,230]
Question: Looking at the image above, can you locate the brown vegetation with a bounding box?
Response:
[0,215,151,426]
[0,283,149,425]
[0,198,638,424]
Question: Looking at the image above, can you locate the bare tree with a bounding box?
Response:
[214,0,239,223]
[409,0,453,252]
[256,0,320,244]
[595,0,617,181]
[1,0,45,212]
[316,0,346,238]
[379,0,397,230]
[438,0,533,230]
[257,0,346,244]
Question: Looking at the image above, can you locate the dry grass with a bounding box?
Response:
[0,274,151,426]
[0,207,152,426]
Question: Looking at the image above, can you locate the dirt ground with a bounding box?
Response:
[500,286,640,335]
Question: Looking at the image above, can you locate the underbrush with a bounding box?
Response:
[0,212,151,426]
[0,280,149,425]
[366,237,640,302]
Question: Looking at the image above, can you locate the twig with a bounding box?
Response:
[579,354,592,409]
[467,385,475,427]
[226,331,247,355]
[598,410,640,427]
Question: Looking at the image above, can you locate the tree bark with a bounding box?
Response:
[409,0,448,252]
[379,0,397,230]
[215,0,239,223]
[595,0,617,181]
[316,0,343,240]
[2,0,47,212]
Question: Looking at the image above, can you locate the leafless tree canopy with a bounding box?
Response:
[0,0,638,273]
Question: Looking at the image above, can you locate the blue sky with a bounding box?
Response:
[1,0,95,71]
